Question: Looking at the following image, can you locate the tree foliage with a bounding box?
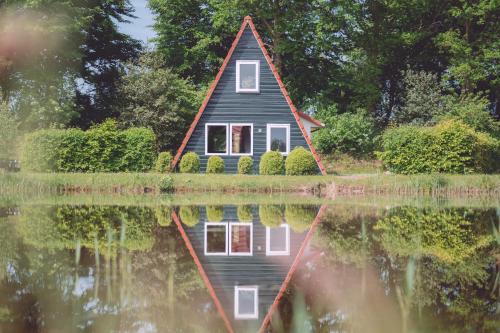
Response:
[118,53,200,152]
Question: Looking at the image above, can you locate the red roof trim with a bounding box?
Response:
[171,211,235,333]
[171,18,248,170]
[257,204,327,333]
[172,16,326,175]
[297,111,324,127]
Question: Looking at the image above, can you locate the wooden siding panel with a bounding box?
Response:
[183,26,318,173]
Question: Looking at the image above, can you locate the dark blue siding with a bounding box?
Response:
[181,205,311,331]
[183,26,317,173]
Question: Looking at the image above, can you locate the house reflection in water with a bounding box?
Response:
[172,204,326,333]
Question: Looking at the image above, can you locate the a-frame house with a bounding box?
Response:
[172,16,326,175]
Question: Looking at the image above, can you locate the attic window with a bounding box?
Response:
[236,60,259,93]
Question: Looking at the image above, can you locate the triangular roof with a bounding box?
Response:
[172,16,326,175]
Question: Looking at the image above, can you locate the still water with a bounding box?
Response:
[0,196,498,332]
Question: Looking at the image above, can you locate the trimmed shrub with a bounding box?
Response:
[259,205,284,227]
[155,206,172,227]
[259,151,285,175]
[238,156,254,174]
[159,175,174,193]
[285,205,317,232]
[179,206,200,227]
[378,119,500,174]
[179,152,200,173]
[156,152,173,173]
[285,147,317,175]
[21,120,156,172]
[206,156,225,173]
[207,205,224,222]
[237,205,253,222]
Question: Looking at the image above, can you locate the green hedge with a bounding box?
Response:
[179,152,200,173]
[378,119,500,174]
[285,147,317,175]
[259,151,285,175]
[21,120,156,172]
[206,156,225,173]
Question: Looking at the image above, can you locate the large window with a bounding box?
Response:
[266,224,290,256]
[229,222,253,256]
[205,124,228,155]
[204,222,253,256]
[266,124,290,154]
[234,286,258,319]
[204,223,228,255]
[230,124,253,155]
[236,60,259,93]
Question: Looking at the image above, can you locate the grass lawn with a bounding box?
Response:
[1,172,499,197]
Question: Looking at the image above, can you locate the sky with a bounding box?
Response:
[118,0,156,44]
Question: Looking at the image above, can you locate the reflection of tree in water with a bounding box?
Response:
[0,205,224,332]
[279,206,499,333]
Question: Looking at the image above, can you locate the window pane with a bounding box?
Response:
[238,290,256,315]
[207,125,227,153]
[231,125,252,154]
[231,225,251,253]
[206,225,226,253]
[269,227,287,252]
[270,127,287,152]
[239,64,256,89]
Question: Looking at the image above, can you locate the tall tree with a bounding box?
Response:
[75,0,142,128]
[0,0,141,130]
[436,0,500,115]
[118,52,201,152]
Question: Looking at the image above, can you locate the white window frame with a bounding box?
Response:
[205,123,229,156]
[266,124,290,155]
[266,224,290,256]
[204,222,228,256]
[234,285,259,319]
[229,222,253,256]
[230,123,253,156]
[236,60,260,93]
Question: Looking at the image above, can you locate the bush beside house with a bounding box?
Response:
[238,156,254,174]
[259,151,285,175]
[206,156,225,173]
[378,119,499,174]
[155,152,173,173]
[285,147,317,175]
[179,152,200,173]
[22,120,156,172]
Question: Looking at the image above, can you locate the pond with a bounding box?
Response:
[0,195,498,332]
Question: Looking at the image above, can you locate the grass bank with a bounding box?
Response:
[1,172,499,197]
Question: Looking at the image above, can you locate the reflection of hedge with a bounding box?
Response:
[237,205,253,222]
[18,205,156,253]
[285,205,317,232]
[179,206,200,227]
[259,205,284,227]
[206,205,224,222]
[374,207,494,263]
[155,206,172,227]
